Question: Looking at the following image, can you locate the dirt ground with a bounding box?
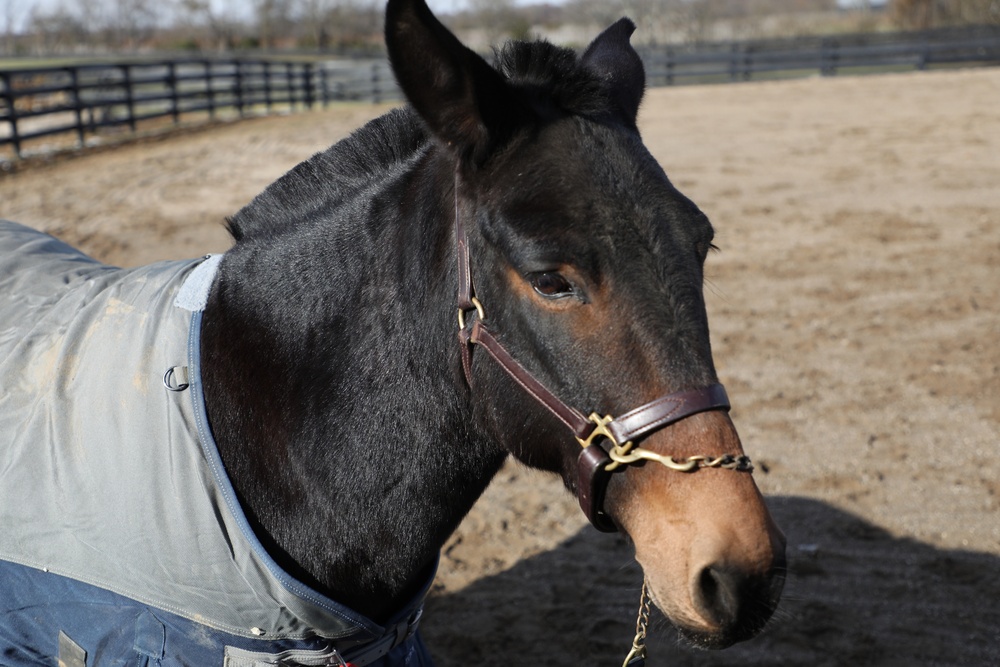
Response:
[2,67,998,666]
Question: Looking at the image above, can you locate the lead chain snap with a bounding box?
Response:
[621,580,652,667]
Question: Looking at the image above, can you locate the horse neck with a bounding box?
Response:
[199,155,506,622]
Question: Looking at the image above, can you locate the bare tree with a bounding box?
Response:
[673,0,717,43]
[300,0,335,50]
[946,0,1000,24]
[891,0,1000,28]
[251,0,297,49]
[26,3,89,54]
[107,0,161,49]
[297,0,382,52]
[175,0,247,51]
[890,0,937,28]
[1,0,33,55]
[569,0,631,27]
[467,0,535,44]
[66,0,102,50]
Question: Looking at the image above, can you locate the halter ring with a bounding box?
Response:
[457,297,485,330]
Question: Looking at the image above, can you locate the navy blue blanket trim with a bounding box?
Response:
[187,309,383,636]
[0,560,433,667]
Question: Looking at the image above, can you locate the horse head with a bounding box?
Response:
[386,0,785,648]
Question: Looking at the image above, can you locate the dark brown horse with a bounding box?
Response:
[0,0,784,664]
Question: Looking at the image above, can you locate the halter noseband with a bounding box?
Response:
[453,181,751,532]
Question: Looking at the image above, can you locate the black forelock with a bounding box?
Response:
[493,40,609,118]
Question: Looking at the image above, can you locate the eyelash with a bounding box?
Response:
[697,242,719,259]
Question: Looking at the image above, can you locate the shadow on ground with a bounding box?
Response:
[422,496,1000,666]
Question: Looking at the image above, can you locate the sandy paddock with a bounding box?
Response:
[2,67,998,665]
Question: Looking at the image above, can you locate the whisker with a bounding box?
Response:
[703,275,730,302]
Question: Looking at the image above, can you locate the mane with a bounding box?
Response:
[226,106,427,242]
[228,39,612,242]
[493,39,609,118]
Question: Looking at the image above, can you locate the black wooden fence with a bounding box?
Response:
[0,59,398,158]
[2,26,1000,159]
[640,25,1000,85]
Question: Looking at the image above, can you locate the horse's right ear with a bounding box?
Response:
[385,0,529,163]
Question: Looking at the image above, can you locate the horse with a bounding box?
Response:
[0,0,785,664]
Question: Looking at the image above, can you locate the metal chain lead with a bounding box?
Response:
[598,435,749,665]
[622,580,652,667]
[606,442,753,474]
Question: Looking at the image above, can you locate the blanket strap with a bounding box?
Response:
[341,607,423,666]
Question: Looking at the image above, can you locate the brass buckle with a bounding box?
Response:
[457,297,485,330]
[576,413,620,449]
[577,414,637,472]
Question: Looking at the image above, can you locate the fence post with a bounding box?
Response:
[918,40,931,71]
[168,61,180,124]
[0,71,20,158]
[234,61,245,117]
[665,48,675,86]
[264,62,273,113]
[86,72,98,133]
[122,64,136,132]
[68,67,85,148]
[371,62,381,103]
[304,63,315,110]
[319,66,330,107]
[820,38,839,76]
[204,61,216,120]
[284,62,294,109]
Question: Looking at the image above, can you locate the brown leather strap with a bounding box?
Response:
[458,326,474,388]
[470,320,593,438]
[469,320,730,446]
[577,442,617,532]
[607,384,730,445]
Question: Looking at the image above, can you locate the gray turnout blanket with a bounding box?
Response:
[0,221,429,667]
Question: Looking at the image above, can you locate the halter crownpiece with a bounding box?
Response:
[453,177,751,533]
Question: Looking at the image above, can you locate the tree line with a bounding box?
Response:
[2,0,998,57]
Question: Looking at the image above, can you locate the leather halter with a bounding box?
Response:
[453,180,739,532]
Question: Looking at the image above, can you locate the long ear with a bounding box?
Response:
[581,18,646,126]
[385,0,530,163]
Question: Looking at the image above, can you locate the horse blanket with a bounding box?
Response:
[0,221,431,667]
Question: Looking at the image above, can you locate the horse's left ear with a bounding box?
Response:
[581,18,646,126]
[385,0,531,163]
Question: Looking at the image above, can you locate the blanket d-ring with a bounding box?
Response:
[0,221,432,667]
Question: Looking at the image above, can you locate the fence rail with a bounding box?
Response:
[2,26,1000,159]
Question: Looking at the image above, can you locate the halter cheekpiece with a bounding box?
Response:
[452,176,752,532]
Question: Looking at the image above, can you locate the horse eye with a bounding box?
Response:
[530,272,574,298]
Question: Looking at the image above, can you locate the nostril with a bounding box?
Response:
[695,565,741,628]
[688,562,784,648]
